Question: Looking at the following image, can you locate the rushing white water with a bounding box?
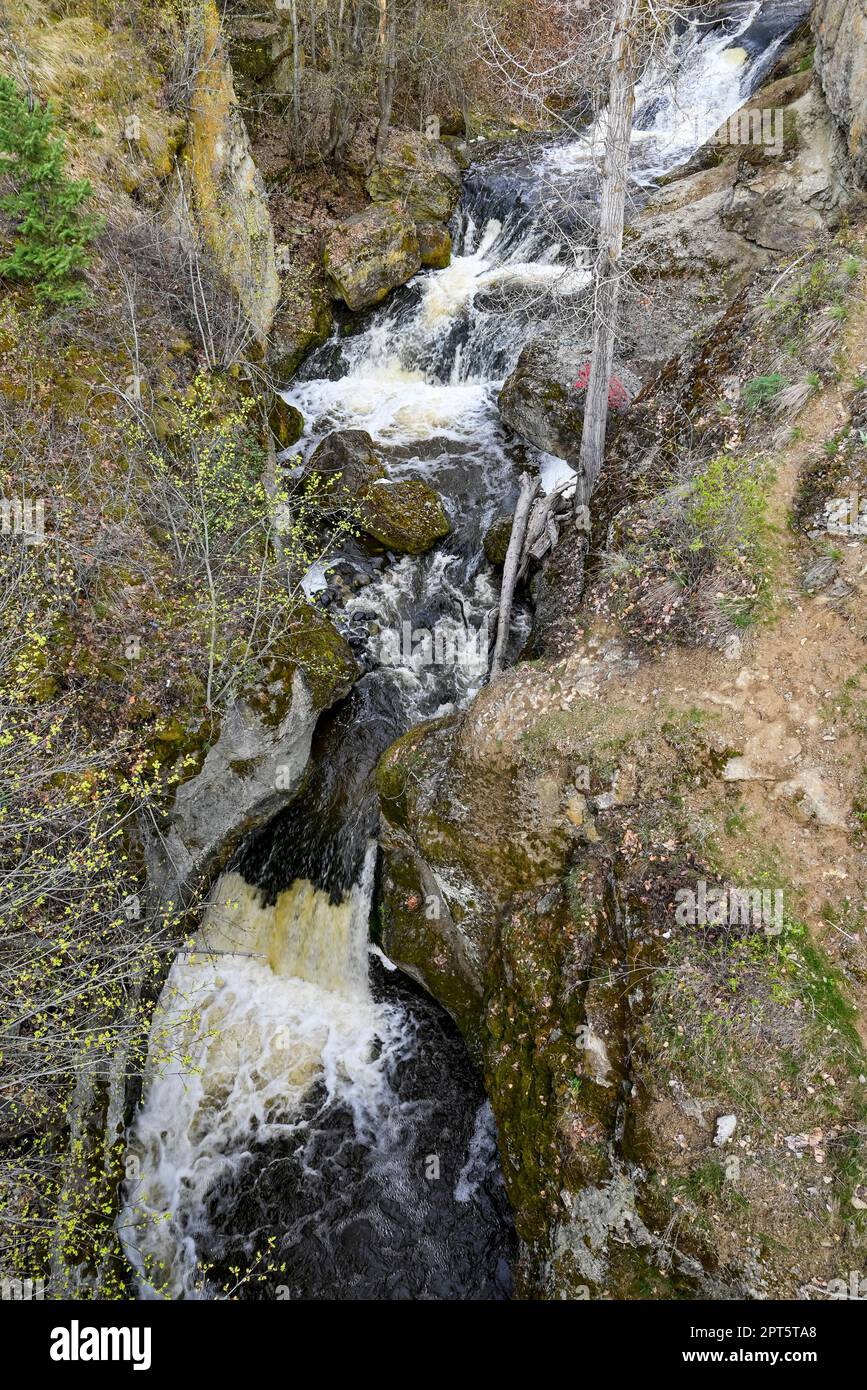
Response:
[455,1102,501,1203]
[121,846,415,1297]
[546,1,799,182]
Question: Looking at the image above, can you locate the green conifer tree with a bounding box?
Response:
[0,76,102,304]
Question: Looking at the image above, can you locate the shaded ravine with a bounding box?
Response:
[122,1,807,1300]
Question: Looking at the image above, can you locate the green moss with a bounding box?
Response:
[375,719,451,831]
[483,515,512,566]
[378,848,482,1045]
[270,601,357,717]
[359,478,450,554]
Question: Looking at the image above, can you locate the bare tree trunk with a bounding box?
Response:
[327,0,350,157]
[290,0,302,145]
[576,0,638,510]
[375,0,397,159]
[489,472,539,681]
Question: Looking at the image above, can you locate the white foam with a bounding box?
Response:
[120,846,408,1298]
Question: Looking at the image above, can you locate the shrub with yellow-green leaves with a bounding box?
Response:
[0,517,202,1293]
[0,298,357,1294]
[137,371,356,709]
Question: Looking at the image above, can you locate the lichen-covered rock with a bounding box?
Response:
[268,395,304,449]
[366,130,462,222]
[145,602,356,910]
[360,478,451,554]
[416,222,452,268]
[269,267,334,379]
[224,9,287,86]
[304,430,450,554]
[185,0,280,350]
[814,0,867,187]
[376,663,866,1299]
[323,201,421,311]
[306,428,386,498]
[498,337,637,456]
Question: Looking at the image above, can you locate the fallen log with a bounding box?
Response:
[489,471,587,681]
[489,471,538,680]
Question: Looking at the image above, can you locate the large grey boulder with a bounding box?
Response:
[144,675,318,911]
[498,337,637,456]
[143,608,358,911]
[323,201,421,310]
[306,428,386,499]
[304,428,451,554]
[366,129,462,223]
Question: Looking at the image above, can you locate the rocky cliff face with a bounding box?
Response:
[184,0,281,348]
[813,0,867,187]
[377,624,866,1297]
[375,48,867,1289]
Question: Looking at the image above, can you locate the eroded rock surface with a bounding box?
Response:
[323,201,421,310]
[366,129,462,223]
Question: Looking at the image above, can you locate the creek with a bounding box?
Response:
[122,0,807,1300]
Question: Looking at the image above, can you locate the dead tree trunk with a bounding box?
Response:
[375,0,398,159]
[489,472,538,680]
[575,0,638,510]
[290,0,302,146]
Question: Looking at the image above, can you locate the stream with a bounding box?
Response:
[122,1,808,1300]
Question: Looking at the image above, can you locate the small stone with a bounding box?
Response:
[801,556,838,593]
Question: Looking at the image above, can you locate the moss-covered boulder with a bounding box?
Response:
[145,601,357,911]
[360,477,451,554]
[269,268,333,379]
[323,201,421,311]
[304,430,450,554]
[224,12,285,86]
[268,395,304,449]
[483,515,513,566]
[417,222,452,269]
[366,130,462,223]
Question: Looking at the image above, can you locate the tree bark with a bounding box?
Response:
[375,0,398,159]
[576,0,638,510]
[489,472,539,681]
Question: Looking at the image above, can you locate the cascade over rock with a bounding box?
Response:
[128,0,865,1304]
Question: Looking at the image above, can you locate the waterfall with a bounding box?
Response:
[122,846,408,1298]
[124,1,807,1301]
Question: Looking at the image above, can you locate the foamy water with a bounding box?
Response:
[120,848,410,1297]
